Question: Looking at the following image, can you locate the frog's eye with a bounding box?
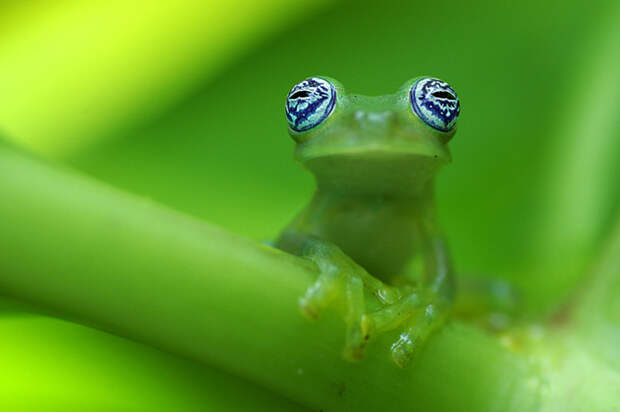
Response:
[285,77,336,132]
[409,77,460,132]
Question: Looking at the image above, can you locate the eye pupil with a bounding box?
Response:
[285,77,336,132]
[290,90,311,99]
[431,91,456,100]
[410,77,460,132]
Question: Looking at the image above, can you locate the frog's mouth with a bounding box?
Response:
[300,148,450,197]
[299,142,450,162]
[296,128,452,164]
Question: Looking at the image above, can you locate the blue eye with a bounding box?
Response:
[410,77,460,132]
[285,77,336,132]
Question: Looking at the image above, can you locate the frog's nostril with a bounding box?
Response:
[431,91,456,100]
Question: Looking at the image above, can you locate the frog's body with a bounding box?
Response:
[282,189,429,281]
[276,76,459,366]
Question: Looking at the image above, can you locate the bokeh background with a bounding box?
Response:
[1,0,619,410]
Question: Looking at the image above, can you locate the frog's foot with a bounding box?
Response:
[298,241,399,361]
[299,270,379,361]
[364,292,449,368]
[453,276,521,331]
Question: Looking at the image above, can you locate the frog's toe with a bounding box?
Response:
[298,272,340,319]
[391,331,420,368]
[343,313,375,361]
[375,286,401,305]
[343,326,369,361]
[299,295,321,319]
[389,303,446,368]
[299,291,334,320]
[361,313,376,338]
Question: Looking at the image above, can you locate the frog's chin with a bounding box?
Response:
[301,149,449,197]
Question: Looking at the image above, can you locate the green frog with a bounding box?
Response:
[276,76,460,367]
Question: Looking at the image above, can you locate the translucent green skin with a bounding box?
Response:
[276,77,456,366]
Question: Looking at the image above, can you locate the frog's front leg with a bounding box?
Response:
[366,236,454,367]
[399,235,453,366]
[277,232,399,360]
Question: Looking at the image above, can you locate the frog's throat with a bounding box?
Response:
[303,151,446,198]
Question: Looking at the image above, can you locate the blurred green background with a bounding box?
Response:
[1,0,619,409]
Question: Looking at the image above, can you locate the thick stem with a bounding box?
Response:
[532,1,620,313]
[0,142,539,411]
[571,215,620,371]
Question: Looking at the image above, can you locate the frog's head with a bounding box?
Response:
[285,76,460,197]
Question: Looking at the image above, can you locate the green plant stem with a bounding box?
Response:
[534,1,620,312]
[572,215,620,371]
[530,217,620,412]
[0,297,308,412]
[0,142,540,411]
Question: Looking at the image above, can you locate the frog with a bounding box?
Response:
[276,76,460,368]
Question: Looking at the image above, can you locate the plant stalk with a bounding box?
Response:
[0,142,539,411]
